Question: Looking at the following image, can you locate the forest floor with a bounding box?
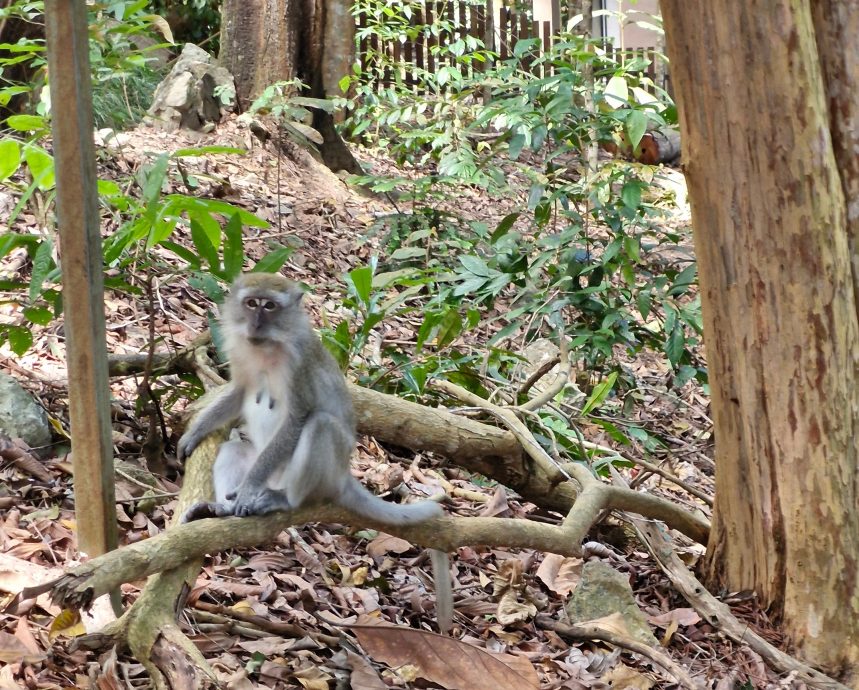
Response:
[0,115,793,689]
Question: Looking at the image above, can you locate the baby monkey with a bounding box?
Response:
[178,273,452,629]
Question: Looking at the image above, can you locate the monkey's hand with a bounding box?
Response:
[176,430,203,462]
[180,500,236,523]
[226,486,292,517]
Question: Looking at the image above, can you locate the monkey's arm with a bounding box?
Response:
[177,384,243,461]
[225,416,306,517]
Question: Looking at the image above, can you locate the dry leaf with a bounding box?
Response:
[293,663,332,690]
[660,618,679,646]
[496,590,537,625]
[579,612,633,638]
[337,650,388,690]
[49,609,86,641]
[13,617,40,656]
[647,607,701,627]
[0,631,44,664]
[367,533,413,559]
[536,554,583,596]
[479,485,510,517]
[600,663,655,689]
[350,615,539,690]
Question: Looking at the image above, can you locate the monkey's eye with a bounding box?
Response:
[245,297,260,309]
[262,300,277,311]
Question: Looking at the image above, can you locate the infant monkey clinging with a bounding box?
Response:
[178,272,453,632]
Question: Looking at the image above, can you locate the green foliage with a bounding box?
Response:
[248,80,336,149]
[328,0,701,463]
[146,0,220,52]
[0,0,169,130]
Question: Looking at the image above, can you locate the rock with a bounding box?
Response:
[146,43,236,131]
[564,561,658,646]
[0,373,51,449]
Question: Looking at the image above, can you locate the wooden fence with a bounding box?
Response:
[356,2,661,91]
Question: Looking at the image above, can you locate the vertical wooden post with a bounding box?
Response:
[44,0,117,559]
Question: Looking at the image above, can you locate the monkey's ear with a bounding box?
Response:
[286,285,305,307]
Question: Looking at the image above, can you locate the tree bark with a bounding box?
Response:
[810,2,859,326]
[219,0,361,173]
[662,0,859,678]
[219,0,301,108]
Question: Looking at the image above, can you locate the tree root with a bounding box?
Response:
[53,348,714,686]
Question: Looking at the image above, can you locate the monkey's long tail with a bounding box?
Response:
[342,478,454,633]
[341,477,443,525]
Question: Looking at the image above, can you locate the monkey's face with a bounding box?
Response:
[223,274,304,347]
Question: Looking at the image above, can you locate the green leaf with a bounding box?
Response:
[665,322,685,366]
[491,213,519,242]
[0,139,21,181]
[6,114,46,132]
[621,181,642,210]
[252,247,293,273]
[390,247,426,261]
[508,132,526,160]
[625,110,649,151]
[348,266,373,304]
[29,239,54,302]
[338,75,352,93]
[581,371,618,416]
[24,146,54,190]
[222,213,244,280]
[636,290,652,320]
[670,263,697,295]
[22,306,53,325]
[3,325,33,355]
[604,75,629,109]
[141,153,169,204]
[435,308,462,348]
[458,255,492,277]
[159,240,201,269]
[190,219,220,273]
[527,183,545,211]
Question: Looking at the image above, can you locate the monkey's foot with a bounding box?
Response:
[180,501,234,523]
[225,488,291,517]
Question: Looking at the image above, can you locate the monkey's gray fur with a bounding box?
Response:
[178,273,452,631]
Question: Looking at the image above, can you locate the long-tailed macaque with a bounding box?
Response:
[178,273,452,631]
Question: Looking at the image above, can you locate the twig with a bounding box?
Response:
[536,614,702,689]
[431,379,709,545]
[613,471,850,690]
[516,355,560,399]
[519,334,571,412]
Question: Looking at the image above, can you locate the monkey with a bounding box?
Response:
[177,272,453,632]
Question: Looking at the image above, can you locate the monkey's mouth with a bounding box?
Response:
[247,336,269,346]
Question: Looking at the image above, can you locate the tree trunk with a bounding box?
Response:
[662,0,859,679]
[810,2,859,325]
[219,0,361,173]
[219,0,301,108]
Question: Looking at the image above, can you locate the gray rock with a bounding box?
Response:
[146,43,236,131]
[565,560,658,646]
[0,373,51,449]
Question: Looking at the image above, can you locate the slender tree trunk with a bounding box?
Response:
[662,0,859,679]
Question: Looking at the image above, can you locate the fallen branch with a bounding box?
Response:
[536,614,702,689]
[431,379,709,545]
[616,472,849,690]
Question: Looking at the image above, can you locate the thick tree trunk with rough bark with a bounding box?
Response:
[219,0,301,108]
[662,0,859,679]
[219,0,361,173]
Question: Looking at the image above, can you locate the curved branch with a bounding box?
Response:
[52,506,587,611]
[430,379,710,545]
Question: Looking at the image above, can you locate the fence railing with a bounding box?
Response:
[356,2,661,91]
